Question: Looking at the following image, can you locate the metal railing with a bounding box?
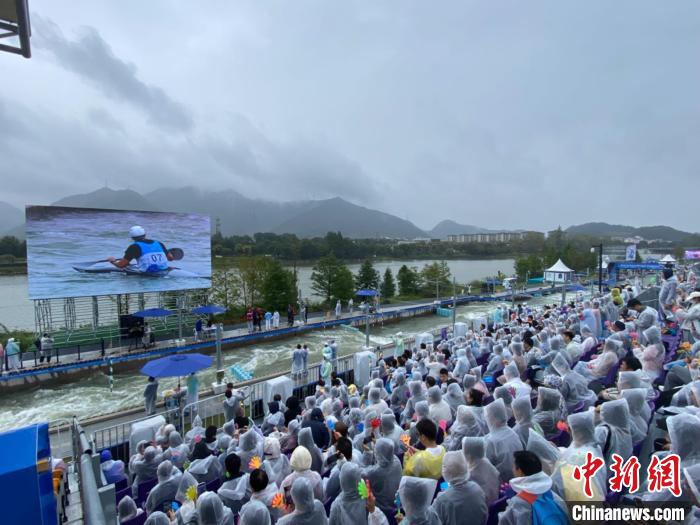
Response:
[83,326,445,454]
[73,418,109,525]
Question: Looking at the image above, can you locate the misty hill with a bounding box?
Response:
[274,197,427,239]
[53,187,160,212]
[0,202,24,236]
[145,187,308,236]
[35,187,427,239]
[429,220,490,239]
[566,222,696,242]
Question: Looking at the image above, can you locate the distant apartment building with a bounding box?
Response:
[447,231,541,243]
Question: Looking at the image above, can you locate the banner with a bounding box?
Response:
[626,245,637,261]
[684,250,700,260]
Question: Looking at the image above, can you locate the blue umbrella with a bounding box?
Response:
[191,305,227,315]
[355,289,379,297]
[132,308,174,318]
[140,353,213,378]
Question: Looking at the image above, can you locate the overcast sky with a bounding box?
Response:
[2,1,699,232]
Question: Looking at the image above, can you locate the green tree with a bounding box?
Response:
[356,259,380,290]
[333,265,356,303]
[261,259,298,311]
[420,261,451,297]
[235,256,268,307]
[397,265,420,296]
[310,254,354,306]
[381,267,396,298]
[209,269,243,310]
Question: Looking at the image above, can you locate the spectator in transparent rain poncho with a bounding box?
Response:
[329,462,389,525]
[401,381,426,425]
[237,427,265,474]
[575,338,620,381]
[239,499,272,525]
[470,367,489,395]
[189,439,223,484]
[398,476,441,525]
[500,363,531,399]
[144,512,170,525]
[452,348,471,380]
[263,436,291,488]
[509,342,527,376]
[431,451,487,525]
[551,353,597,412]
[174,470,198,504]
[462,436,500,505]
[298,427,324,475]
[682,463,700,525]
[526,429,560,476]
[484,398,524,483]
[446,405,483,451]
[362,438,402,521]
[117,496,143,524]
[498,450,567,525]
[579,325,597,355]
[427,385,453,426]
[620,388,649,445]
[532,387,564,440]
[262,401,286,436]
[642,412,700,503]
[633,325,665,381]
[280,419,300,455]
[281,445,324,501]
[185,415,205,446]
[162,431,188,471]
[443,383,465,418]
[390,371,409,417]
[277,477,329,525]
[197,491,235,525]
[217,453,248,514]
[379,412,403,450]
[145,460,182,514]
[494,385,515,422]
[241,468,282,524]
[511,397,542,448]
[366,387,389,416]
[131,445,161,497]
[595,398,633,466]
[551,410,606,501]
[486,344,507,376]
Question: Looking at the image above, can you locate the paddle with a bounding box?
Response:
[74,247,184,267]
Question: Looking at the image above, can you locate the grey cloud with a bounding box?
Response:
[32,15,193,131]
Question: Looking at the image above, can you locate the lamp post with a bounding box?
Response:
[591,244,603,293]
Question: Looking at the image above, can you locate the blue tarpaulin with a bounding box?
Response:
[0,423,56,525]
[356,289,379,296]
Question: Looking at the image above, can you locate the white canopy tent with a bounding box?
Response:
[544,259,575,284]
[660,254,677,264]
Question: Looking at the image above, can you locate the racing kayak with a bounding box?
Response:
[73,265,175,277]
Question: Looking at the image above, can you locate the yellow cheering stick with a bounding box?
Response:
[185,484,198,503]
[249,456,262,470]
[400,434,411,447]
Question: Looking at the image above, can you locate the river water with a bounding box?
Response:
[0,258,514,331]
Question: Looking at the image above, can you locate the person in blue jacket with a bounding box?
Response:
[107,225,173,273]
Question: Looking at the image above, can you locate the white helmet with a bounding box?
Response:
[129,225,146,238]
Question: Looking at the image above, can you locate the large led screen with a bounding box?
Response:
[26,206,212,299]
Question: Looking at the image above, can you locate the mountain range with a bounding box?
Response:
[565,222,697,243]
[2,187,696,241]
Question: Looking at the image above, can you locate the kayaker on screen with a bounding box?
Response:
[107,225,174,273]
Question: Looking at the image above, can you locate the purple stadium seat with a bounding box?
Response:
[486,494,509,525]
[135,478,157,508]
